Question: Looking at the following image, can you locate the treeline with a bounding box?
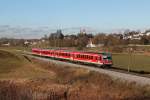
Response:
[47,30,93,49]
[46,29,150,48]
[1,29,150,48]
[0,38,38,47]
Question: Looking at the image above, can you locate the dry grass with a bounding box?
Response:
[28,58,150,100]
[0,50,55,80]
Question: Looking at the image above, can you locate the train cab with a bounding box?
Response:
[100,53,113,67]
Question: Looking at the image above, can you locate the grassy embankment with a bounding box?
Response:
[0,49,54,79]
[0,49,150,99]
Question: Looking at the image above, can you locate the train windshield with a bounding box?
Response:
[102,53,112,60]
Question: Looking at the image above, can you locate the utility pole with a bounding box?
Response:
[128,47,133,72]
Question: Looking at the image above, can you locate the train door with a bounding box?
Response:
[98,56,102,64]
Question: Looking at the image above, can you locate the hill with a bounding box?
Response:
[0,49,55,79]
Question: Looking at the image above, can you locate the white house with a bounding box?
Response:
[2,42,10,46]
[146,32,150,36]
[86,39,96,48]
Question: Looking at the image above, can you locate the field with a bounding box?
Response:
[0,49,150,99]
[112,53,150,72]
[0,49,54,79]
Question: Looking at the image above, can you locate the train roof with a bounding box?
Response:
[32,48,111,55]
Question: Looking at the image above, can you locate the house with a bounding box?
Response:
[146,32,150,36]
[86,39,96,48]
[2,42,10,46]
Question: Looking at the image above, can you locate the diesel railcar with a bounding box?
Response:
[32,48,113,67]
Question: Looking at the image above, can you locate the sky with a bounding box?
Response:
[0,0,150,31]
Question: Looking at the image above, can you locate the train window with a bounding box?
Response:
[95,57,97,60]
[99,56,101,60]
[96,57,98,60]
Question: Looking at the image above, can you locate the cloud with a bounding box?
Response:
[0,25,53,39]
[0,25,125,39]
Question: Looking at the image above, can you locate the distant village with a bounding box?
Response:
[1,28,150,49]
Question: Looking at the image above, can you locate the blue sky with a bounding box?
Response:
[0,0,150,31]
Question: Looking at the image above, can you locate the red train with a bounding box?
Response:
[32,48,113,67]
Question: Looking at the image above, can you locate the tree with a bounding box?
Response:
[49,29,64,47]
[93,33,106,44]
[141,35,149,45]
[77,33,89,49]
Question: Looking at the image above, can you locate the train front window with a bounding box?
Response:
[107,56,112,60]
[102,55,112,60]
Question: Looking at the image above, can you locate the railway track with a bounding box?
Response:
[23,52,150,86]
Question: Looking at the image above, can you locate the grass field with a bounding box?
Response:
[0,49,54,79]
[112,53,150,72]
